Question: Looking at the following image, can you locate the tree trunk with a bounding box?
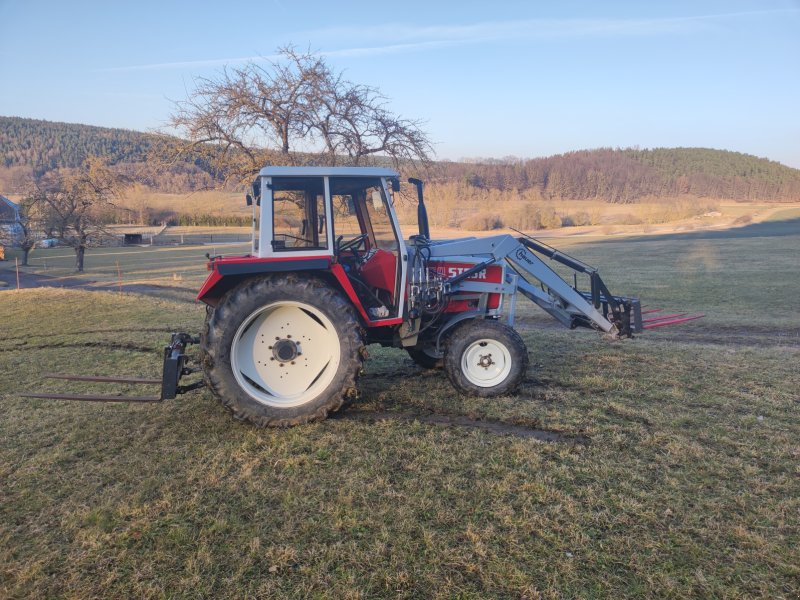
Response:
[75,246,85,272]
[281,130,290,154]
[22,247,30,266]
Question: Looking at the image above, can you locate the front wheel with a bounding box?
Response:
[444,320,528,396]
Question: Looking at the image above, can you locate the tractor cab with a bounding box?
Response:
[255,167,407,320]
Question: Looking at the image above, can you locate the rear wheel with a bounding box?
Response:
[200,304,219,398]
[204,274,364,427]
[444,320,528,397]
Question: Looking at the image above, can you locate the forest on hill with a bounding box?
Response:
[442,148,800,202]
[2,115,800,203]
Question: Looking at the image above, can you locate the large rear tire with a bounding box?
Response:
[444,319,528,397]
[204,274,364,427]
[200,304,220,399]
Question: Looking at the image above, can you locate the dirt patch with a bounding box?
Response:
[334,409,588,443]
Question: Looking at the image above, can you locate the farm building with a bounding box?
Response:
[0,195,21,236]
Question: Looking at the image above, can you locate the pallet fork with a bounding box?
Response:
[21,333,203,403]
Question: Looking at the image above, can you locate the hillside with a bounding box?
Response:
[443,148,800,202]
[0,116,215,193]
[2,115,800,202]
[0,116,154,172]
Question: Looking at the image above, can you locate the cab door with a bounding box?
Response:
[329,176,407,319]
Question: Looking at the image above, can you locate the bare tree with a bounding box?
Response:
[166,46,433,182]
[38,159,128,272]
[305,72,432,166]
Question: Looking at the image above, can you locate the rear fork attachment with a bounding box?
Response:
[161,333,204,399]
[21,332,204,403]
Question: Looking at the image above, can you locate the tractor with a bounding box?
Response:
[24,166,701,426]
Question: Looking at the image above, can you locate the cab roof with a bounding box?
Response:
[258,166,400,178]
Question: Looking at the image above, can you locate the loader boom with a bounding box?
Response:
[424,233,641,338]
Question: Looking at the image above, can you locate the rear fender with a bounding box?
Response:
[197,256,403,329]
[197,256,331,306]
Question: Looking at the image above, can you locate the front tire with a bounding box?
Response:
[444,320,528,397]
[204,274,364,427]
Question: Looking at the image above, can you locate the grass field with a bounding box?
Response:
[1,217,799,598]
[8,241,251,291]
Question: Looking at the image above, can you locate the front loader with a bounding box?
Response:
[24,167,702,426]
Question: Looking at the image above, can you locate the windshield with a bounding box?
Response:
[329,177,398,252]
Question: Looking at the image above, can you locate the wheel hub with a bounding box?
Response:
[477,353,494,369]
[231,302,341,406]
[461,338,513,387]
[271,338,301,363]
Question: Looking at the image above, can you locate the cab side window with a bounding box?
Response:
[271,178,326,251]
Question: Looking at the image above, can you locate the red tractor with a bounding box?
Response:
[26,167,700,426]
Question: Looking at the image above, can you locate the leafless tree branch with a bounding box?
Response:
[162,46,434,182]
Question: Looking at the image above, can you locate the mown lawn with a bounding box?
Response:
[1,219,798,598]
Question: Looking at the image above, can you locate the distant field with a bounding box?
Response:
[119,188,248,218]
[1,215,798,597]
[114,185,800,233]
[765,207,800,221]
[6,238,250,290]
[8,214,796,330]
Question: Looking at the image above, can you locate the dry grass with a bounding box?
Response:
[116,184,800,235]
[1,217,799,598]
[118,187,248,220]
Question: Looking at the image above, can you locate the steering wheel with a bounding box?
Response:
[336,233,369,256]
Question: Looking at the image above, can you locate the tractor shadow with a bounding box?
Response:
[332,408,587,444]
[609,216,800,243]
[348,359,590,444]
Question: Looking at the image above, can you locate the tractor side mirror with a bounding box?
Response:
[408,178,430,239]
[389,177,400,192]
[245,194,253,206]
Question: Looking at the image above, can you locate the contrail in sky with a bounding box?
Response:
[99,9,797,72]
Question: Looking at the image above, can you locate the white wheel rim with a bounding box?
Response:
[461,338,512,388]
[231,301,341,408]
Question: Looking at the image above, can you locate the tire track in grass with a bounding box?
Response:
[332,409,588,443]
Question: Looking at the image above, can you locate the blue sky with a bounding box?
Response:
[1,0,798,166]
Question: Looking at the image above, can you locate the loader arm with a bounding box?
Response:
[428,234,641,337]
